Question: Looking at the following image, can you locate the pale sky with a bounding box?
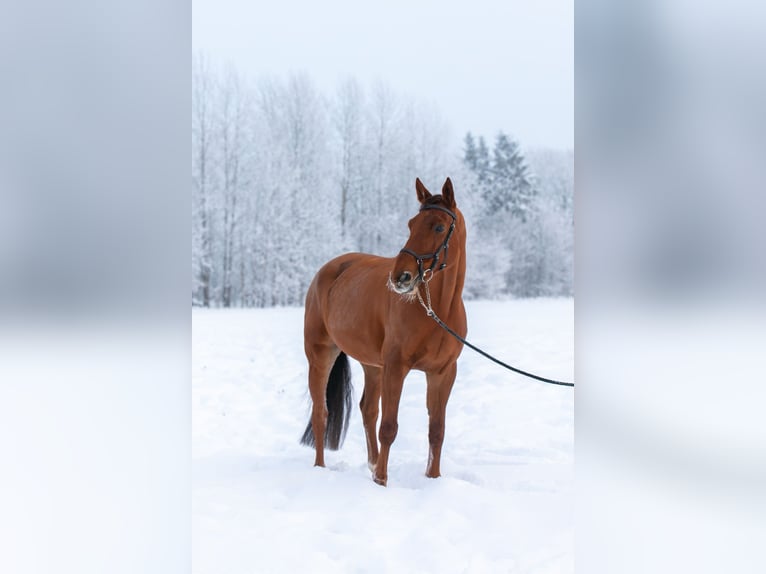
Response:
[192,0,573,150]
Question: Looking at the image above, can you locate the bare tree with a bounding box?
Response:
[367,83,394,253]
[333,78,365,248]
[217,66,249,307]
[192,54,215,306]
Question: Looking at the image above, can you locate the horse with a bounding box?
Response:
[299,177,467,486]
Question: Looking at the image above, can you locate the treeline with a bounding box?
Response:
[192,56,572,307]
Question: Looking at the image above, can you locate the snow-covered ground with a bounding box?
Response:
[193,298,573,573]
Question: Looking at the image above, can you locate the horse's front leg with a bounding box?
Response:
[425,362,457,478]
[373,362,408,486]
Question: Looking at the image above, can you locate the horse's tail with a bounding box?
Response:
[300,352,353,450]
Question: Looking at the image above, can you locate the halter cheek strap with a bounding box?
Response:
[399,204,457,283]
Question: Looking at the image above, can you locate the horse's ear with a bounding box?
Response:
[415,178,432,204]
[442,177,456,208]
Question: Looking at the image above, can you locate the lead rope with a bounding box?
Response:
[416,278,575,388]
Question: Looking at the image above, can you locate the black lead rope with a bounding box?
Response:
[416,282,575,388]
[431,310,574,388]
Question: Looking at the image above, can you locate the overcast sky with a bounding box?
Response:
[192,0,573,150]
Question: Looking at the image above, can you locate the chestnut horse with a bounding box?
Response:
[300,177,467,486]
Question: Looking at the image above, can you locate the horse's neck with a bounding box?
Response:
[430,247,465,316]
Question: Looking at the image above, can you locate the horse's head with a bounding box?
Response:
[390,177,462,295]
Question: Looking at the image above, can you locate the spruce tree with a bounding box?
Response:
[476,136,491,185]
[463,132,478,171]
[487,132,535,221]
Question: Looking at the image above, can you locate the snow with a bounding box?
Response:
[193,298,573,573]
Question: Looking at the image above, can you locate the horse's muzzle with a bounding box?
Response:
[390,269,418,294]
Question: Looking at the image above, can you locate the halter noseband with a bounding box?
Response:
[399,204,457,283]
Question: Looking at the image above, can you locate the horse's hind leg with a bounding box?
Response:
[360,364,382,471]
[425,362,457,478]
[306,341,340,467]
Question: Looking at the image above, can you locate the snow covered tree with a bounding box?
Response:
[526,148,574,295]
[487,132,535,221]
[364,82,402,255]
[476,136,491,186]
[192,54,215,306]
[457,166,512,300]
[332,78,368,250]
[216,66,250,307]
[463,132,478,171]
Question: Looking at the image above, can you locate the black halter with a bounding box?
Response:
[399,204,457,283]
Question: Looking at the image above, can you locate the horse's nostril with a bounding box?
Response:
[399,271,412,283]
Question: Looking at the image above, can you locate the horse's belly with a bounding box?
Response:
[338,342,383,367]
[325,316,384,367]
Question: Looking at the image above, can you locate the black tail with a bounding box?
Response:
[300,352,353,450]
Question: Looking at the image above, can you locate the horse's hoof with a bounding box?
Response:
[371,465,387,486]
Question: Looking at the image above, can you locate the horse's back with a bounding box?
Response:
[306,252,387,302]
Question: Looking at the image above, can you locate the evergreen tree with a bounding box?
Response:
[463,133,492,207]
[487,132,535,221]
[476,136,491,185]
[463,132,478,171]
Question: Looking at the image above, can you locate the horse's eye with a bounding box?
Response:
[435,224,445,233]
